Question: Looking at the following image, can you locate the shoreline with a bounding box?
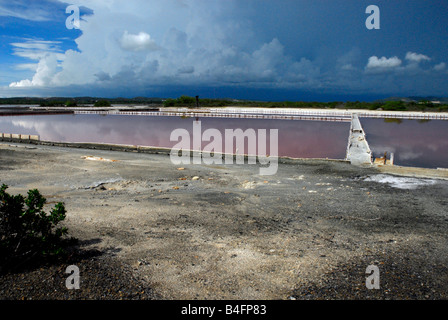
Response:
[1,104,448,119]
[1,138,448,181]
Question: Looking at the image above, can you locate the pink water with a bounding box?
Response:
[1,114,447,168]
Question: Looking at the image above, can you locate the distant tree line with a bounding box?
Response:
[162,95,448,111]
[1,96,448,112]
[0,97,164,106]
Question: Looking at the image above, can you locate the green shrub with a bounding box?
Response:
[39,100,64,107]
[177,95,196,105]
[438,105,448,112]
[65,100,77,107]
[382,101,407,111]
[0,184,69,272]
[163,98,176,107]
[94,99,111,107]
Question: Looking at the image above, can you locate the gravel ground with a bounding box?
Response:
[1,142,447,300]
[291,248,448,300]
[0,247,158,300]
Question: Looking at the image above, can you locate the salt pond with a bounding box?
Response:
[0,113,447,168]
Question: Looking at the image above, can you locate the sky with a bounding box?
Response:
[0,0,447,101]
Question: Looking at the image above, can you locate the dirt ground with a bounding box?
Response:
[1,142,447,300]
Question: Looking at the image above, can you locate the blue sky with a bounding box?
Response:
[0,0,447,101]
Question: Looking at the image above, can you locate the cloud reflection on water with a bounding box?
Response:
[1,114,447,168]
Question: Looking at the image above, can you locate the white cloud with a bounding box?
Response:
[405,52,431,63]
[8,39,65,87]
[0,5,52,21]
[5,0,446,98]
[119,31,159,52]
[10,39,64,61]
[14,63,38,71]
[8,0,321,91]
[10,55,59,87]
[366,56,402,69]
[0,0,72,23]
[434,62,446,71]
